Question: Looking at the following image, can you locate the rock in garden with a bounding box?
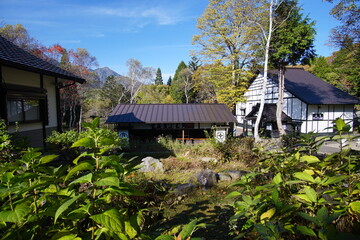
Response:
[139,156,164,173]
[200,157,218,163]
[225,170,249,180]
[217,172,232,181]
[195,169,218,188]
[173,183,197,196]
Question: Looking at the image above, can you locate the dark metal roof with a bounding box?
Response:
[106,104,236,124]
[245,103,292,122]
[268,68,360,105]
[0,35,85,83]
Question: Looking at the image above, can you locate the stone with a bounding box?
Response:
[217,172,232,181]
[173,183,197,196]
[225,170,249,180]
[138,156,164,173]
[200,157,218,163]
[194,169,218,188]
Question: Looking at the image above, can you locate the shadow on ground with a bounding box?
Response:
[151,200,235,239]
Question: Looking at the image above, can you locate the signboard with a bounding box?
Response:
[215,129,226,143]
[118,130,129,141]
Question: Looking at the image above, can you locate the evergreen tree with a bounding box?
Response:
[170,61,188,103]
[167,76,172,86]
[155,68,163,85]
[100,76,128,108]
[188,56,202,72]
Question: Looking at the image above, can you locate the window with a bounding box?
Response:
[7,99,41,123]
[312,113,324,120]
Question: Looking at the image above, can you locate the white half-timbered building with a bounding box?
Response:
[236,68,360,135]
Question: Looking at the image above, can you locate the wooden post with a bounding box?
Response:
[182,129,185,143]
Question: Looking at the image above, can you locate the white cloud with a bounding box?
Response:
[83,5,186,26]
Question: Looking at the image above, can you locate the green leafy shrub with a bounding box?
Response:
[0,119,27,162]
[227,118,360,239]
[46,130,83,149]
[214,136,255,164]
[0,118,147,239]
[157,135,255,165]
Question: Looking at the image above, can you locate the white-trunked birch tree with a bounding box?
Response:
[124,58,155,104]
[254,0,277,142]
[270,0,316,136]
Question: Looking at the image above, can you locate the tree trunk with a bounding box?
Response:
[232,58,240,85]
[276,66,286,136]
[78,105,82,132]
[254,0,274,142]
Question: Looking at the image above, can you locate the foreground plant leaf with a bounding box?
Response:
[90,209,125,234]
[0,202,31,223]
[260,208,276,223]
[55,194,84,223]
[293,172,315,183]
[296,225,317,237]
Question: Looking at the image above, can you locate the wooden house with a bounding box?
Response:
[0,35,85,147]
[106,104,236,143]
[236,68,360,136]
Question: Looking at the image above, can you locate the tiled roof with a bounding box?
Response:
[106,104,236,124]
[0,35,85,83]
[269,68,360,105]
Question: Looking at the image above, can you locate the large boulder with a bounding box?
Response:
[225,170,249,180]
[172,183,197,196]
[194,169,218,188]
[217,172,232,182]
[138,157,164,173]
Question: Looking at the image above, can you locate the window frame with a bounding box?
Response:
[6,97,43,124]
[1,83,48,125]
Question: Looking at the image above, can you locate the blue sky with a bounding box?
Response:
[0,0,339,80]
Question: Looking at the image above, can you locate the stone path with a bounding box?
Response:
[318,139,360,154]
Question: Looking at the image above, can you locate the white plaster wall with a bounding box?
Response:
[44,76,58,128]
[2,66,40,87]
[305,104,355,133]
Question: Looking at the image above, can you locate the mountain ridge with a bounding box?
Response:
[93,67,121,83]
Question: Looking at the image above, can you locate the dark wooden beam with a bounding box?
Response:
[0,64,7,121]
[55,77,62,132]
[40,74,47,147]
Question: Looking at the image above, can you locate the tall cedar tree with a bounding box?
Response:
[270,0,315,136]
[170,61,188,103]
[167,76,172,86]
[188,56,202,72]
[155,68,163,85]
[100,76,128,108]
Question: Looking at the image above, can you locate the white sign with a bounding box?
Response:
[215,129,226,143]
